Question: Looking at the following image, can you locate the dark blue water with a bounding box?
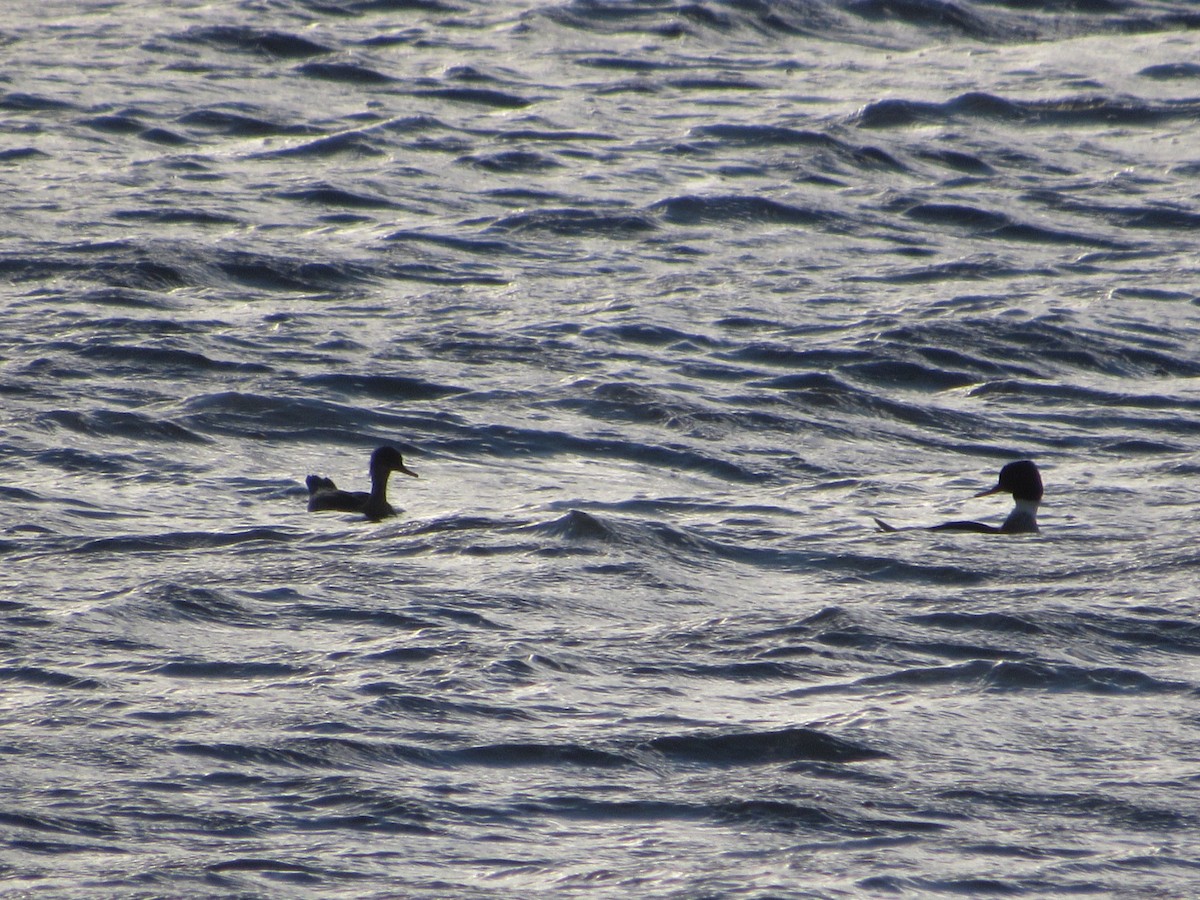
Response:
[4,1,1200,896]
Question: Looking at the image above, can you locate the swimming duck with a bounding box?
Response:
[875,460,1043,534]
[306,445,418,521]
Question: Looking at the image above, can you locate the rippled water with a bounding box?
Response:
[4,1,1200,896]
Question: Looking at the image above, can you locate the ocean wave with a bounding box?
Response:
[462,423,760,481]
[293,61,395,84]
[647,726,886,764]
[937,786,1198,829]
[750,370,992,436]
[77,113,145,136]
[857,91,1200,128]
[0,665,102,690]
[176,107,319,137]
[0,146,49,162]
[857,658,1191,694]
[534,0,1125,44]
[275,185,399,209]
[651,194,833,227]
[1140,62,1200,80]
[300,373,466,402]
[75,342,271,375]
[487,207,657,236]
[1028,192,1200,232]
[255,130,389,158]
[384,230,515,255]
[969,380,1200,408]
[847,0,999,41]
[451,741,631,768]
[495,127,615,142]
[690,124,906,171]
[0,91,77,112]
[111,208,239,225]
[901,202,1125,248]
[456,149,563,172]
[71,528,298,555]
[905,610,1047,637]
[169,25,331,58]
[152,660,307,680]
[38,409,209,444]
[410,87,532,109]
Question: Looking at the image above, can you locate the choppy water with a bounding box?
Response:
[4,1,1200,896]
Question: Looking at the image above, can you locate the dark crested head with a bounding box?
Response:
[976,459,1042,503]
[370,445,418,479]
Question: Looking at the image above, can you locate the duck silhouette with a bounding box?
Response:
[875,460,1043,534]
[306,445,418,521]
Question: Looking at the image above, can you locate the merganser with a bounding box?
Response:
[875,460,1043,534]
[306,445,418,521]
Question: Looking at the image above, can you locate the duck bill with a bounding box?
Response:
[973,484,1002,498]
[397,463,419,478]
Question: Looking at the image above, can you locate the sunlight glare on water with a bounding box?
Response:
[2,1,1200,897]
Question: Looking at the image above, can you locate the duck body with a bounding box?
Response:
[306,446,418,521]
[876,460,1043,535]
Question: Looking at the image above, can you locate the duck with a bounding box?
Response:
[875,460,1043,534]
[306,445,418,521]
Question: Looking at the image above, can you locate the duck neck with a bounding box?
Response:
[1001,498,1039,533]
[369,466,391,504]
